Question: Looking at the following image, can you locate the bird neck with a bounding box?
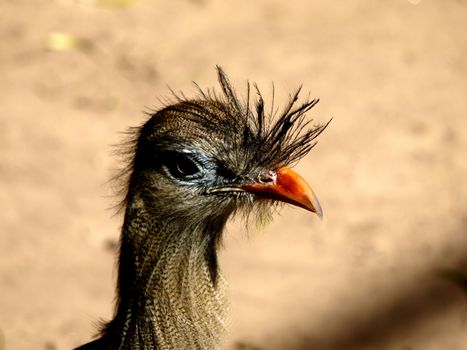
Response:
[106,196,229,350]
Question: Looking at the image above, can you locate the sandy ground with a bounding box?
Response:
[1,1,467,349]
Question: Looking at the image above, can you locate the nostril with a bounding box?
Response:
[257,170,277,184]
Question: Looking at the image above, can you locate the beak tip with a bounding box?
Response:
[308,198,323,220]
[315,206,323,220]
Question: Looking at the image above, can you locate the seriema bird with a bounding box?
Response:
[75,67,329,350]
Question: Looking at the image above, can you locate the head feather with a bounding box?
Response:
[214,66,331,169]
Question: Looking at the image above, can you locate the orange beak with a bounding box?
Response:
[240,167,323,219]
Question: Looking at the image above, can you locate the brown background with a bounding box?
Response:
[1,1,467,349]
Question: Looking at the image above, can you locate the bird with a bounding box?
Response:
[75,67,329,350]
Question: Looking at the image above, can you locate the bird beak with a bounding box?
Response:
[239,167,323,219]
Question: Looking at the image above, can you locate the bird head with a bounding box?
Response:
[118,67,329,237]
[80,68,330,350]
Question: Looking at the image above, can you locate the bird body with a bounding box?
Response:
[76,67,329,350]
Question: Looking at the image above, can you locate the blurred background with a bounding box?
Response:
[1,0,467,349]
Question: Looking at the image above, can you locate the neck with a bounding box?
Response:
[102,196,229,350]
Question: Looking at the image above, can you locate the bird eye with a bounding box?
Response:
[164,153,201,180]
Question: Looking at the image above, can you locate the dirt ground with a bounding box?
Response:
[1,1,467,349]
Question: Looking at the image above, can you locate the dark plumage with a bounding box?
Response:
[76,67,329,350]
